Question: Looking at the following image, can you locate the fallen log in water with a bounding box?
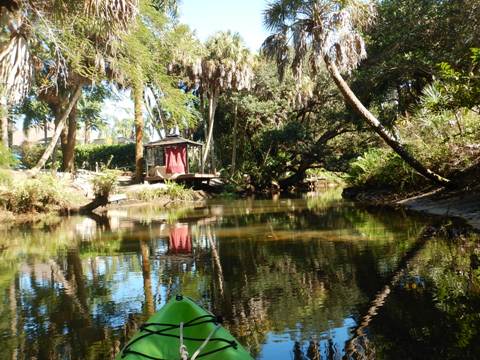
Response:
[64,193,127,215]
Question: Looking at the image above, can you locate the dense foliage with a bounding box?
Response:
[1,0,479,192]
[0,174,72,213]
[20,143,136,171]
[75,144,136,171]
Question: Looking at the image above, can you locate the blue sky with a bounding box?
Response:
[179,0,270,52]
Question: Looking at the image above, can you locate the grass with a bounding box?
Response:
[129,181,196,202]
[0,174,75,214]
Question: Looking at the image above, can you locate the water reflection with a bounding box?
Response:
[0,189,479,359]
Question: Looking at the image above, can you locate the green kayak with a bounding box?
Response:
[117,295,253,360]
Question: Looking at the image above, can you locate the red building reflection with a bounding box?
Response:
[168,224,192,254]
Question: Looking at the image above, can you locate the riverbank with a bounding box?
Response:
[399,189,480,230]
[0,170,209,227]
[343,186,480,230]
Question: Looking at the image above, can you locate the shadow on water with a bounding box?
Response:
[0,188,479,359]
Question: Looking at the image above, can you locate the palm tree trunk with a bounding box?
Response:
[133,82,144,183]
[231,101,238,176]
[63,98,78,172]
[203,94,218,168]
[28,85,82,177]
[324,58,451,187]
[52,103,65,170]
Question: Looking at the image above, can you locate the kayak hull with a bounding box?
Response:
[117,296,253,360]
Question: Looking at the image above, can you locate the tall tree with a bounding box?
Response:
[200,32,253,167]
[262,0,451,186]
[63,94,79,172]
[113,0,195,182]
[1,0,139,174]
[174,31,254,168]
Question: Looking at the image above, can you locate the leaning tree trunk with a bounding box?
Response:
[63,97,78,172]
[203,93,218,168]
[28,85,82,177]
[133,82,144,183]
[324,58,451,187]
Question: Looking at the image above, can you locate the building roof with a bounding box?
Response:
[144,136,203,148]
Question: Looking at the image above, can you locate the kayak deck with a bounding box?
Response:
[118,296,253,360]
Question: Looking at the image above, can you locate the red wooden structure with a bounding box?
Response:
[144,136,217,185]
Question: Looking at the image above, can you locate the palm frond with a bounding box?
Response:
[0,25,33,104]
[262,0,375,77]
[84,0,139,29]
[261,32,290,81]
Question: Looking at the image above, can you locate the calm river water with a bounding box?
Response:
[1,189,479,360]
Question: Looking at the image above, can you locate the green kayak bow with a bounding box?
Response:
[117,295,254,360]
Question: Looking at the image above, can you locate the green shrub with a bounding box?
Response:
[133,182,195,202]
[19,143,135,172]
[75,144,135,171]
[1,174,70,213]
[91,170,120,198]
[347,148,420,190]
[0,145,15,168]
[0,145,15,185]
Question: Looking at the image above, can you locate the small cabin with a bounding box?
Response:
[144,135,216,184]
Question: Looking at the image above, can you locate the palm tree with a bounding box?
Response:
[111,0,192,182]
[1,0,139,173]
[183,31,254,169]
[262,0,450,186]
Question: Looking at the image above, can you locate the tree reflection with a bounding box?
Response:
[141,240,155,316]
[1,192,478,359]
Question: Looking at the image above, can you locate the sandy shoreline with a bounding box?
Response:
[398,189,480,230]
